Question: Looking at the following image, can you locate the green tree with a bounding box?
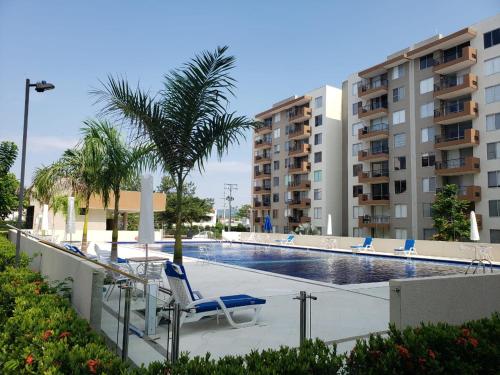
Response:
[0,142,19,220]
[236,204,251,220]
[0,142,18,176]
[431,184,471,241]
[95,46,255,264]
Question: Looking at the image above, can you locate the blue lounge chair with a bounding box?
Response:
[165,261,266,328]
[275,234,295,246]
[394,239,416,256]
[351,237,374,252]
[63,243,87,257]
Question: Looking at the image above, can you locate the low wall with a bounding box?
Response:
[390,273,500,329]
[236,232,500,263]
[46,229,163,243]
[8,230,105,329]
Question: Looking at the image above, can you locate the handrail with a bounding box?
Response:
[361,123,389,134]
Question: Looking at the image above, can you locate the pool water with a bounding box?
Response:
[159,242,472,285]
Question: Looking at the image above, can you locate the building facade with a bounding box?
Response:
[252,86,343,235]
[343,14,500,242]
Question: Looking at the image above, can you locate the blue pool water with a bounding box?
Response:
[160,242,474,285]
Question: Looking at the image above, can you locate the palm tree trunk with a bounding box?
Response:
[81,193,91,252]
[173,175,183,265]
[111,189,120,260]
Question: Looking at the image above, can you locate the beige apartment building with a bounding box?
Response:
[343,14,500,242]
[251,86,343,235]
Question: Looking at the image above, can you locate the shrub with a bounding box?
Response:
[0,235,28,272]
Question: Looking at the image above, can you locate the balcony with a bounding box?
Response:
[288,144,311,157]
[358,148,389,162]
[433,46,477,75]
[253,186,271,194]
[253,200,262,208]
[358,123,389,141]
[358,79,388,100]
[358,102,388,120]
[358,215,390,229]
[254,139,272,149]
[254,154,272,164]
[254,170,271,179]
[434,74,478,100]
[476,214,482,230]
[287,180,311,191]
[255,124,272,135]
[434,129,479,150]
[288,125,311,140]
[287,198,311,209]
[358,170,390,184]
[434,156,480,176]
[289,107,312,123]
[262,201,271,208]
[458,185,481,202]
[289,161,311,174]
[254,216,262,224]
[288,216,311,226]
[434,100,478,125]
[358,193,390,206]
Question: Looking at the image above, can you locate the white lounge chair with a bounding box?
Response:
[394,239,416,256]
[275,234,295,246]
[351,237,374,252]
[165,261,266,328]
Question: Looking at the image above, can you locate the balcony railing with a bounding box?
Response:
[358,193,390,205]
[288,161,311,174]
[287,180,311,191]
[434,156,480,175]
[434,128,479,150]
[358,169,390,184]
[358,123,389,140]
[433,46,477,74]
[434,100,478,125]
[358,147,389,161]
[436,185,481,202]
[358,102,388,120]
[288,216,311,224]
[253,186,271,194]
[433,74,478,100]
[288,107,312,123]
[255,124,272,134]
[254,154,272,163]
[358,79,388,99]
[255,170,271,179]
[254,139,272,149]
[288,125,311,140]
[358,215,390,228]
[287,198,311,208]
[288,144,311,156]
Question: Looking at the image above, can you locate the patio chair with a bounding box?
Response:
[275,234,295,246]
[394,239,416,256]
[351,237,374,252]
[164,261,266,328]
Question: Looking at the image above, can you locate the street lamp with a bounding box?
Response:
[15,79,55,266]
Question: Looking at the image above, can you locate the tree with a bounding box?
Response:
[0,141,19,220]
[94,46,255,264]
[82,119,153,259]
[236,204,251,220]
[431,184,471,241]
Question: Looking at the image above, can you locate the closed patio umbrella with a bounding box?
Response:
[470,211,480,242]
[66,196,76,242]
[41,204,49,235]
[264,215,273,233]
[138,174,154,279]
[327,214,333,236]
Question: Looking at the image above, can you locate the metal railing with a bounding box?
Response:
[360,123,389,135]
[359,78,388,93]
[435,157,466,169]
[360,101,388,112]
[360,169,389,178]
[360,193,390,201]
[359,215,390,224]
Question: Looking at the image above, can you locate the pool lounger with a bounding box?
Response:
[275,235,295,246]
[165,261,266,328]
[394,239,417,256]
[351,237,374,252]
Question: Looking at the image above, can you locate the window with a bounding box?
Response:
[284,158,289,168]
[353,185,363,197]
[352,122,363,136]
[314,188,322,200]
[315,96,323,108]
[352,142,363,156]
[419,53,434,69]
[485,56,500,75]
[394,133,406,148]
[420,102,434,118]
[273,144,280,154]
[491,230,500,243]
[393,86,405,102]
[273,128,280,138]
[422,177,436,193]
[314,207,322,219]
[394,156,406,170]
[352,102,360,115]
[272,209,278,219]
[486,84,500,104]
[314,152,322,163]
[421,153,436,167]
[272,193,279,203]
[486,113,500,131]
[489,200,500,217]
[353,163,363,177]
[274,113,281,123]
[487,142,500,159]
[395,229,407,239]
[392,64,405,80]
[353,206,364,219]
[313,170,322,182]
[315,115,323,127]
[423,203,434,218]
[488,171,500,187]
[394,180,406,194]
[273,177,279,187]
[423,228,436,240]
[352,82,358,96]
[314,133,323,145]
[421,127,435,143]
[484,27,500,49]
[419,77,434,94]
[395,204,407,218]
[392,110,406,125]
[273,160,280,170]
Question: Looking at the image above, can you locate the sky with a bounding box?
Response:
[0,1,498,208]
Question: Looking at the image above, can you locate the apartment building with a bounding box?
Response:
[251,86,343,235]
[343,14,500,242]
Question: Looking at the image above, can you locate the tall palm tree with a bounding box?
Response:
[93,46,255,264]
[81,119,152,260]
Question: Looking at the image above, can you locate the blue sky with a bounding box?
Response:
[0,1,497,207]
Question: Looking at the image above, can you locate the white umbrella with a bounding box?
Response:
[138,174,154,279]
[470,211,480,241]
[41,204,49,235]
[327,214,333,236]
[66,196,76,242]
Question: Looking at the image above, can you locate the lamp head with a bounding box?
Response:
[34,81,55,92]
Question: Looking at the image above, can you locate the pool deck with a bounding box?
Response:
[95,242,390,365]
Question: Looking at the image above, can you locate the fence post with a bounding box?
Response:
[121,286,132,361]
[296,291,307,345]
[171,303,181,363]
[145,282,159,337]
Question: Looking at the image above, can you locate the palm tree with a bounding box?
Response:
[81,119,152,260]
[93,46,255,264]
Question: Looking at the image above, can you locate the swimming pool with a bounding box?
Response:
[159,242,475,285]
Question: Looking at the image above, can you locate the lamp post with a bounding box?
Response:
[15,79,55,266]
